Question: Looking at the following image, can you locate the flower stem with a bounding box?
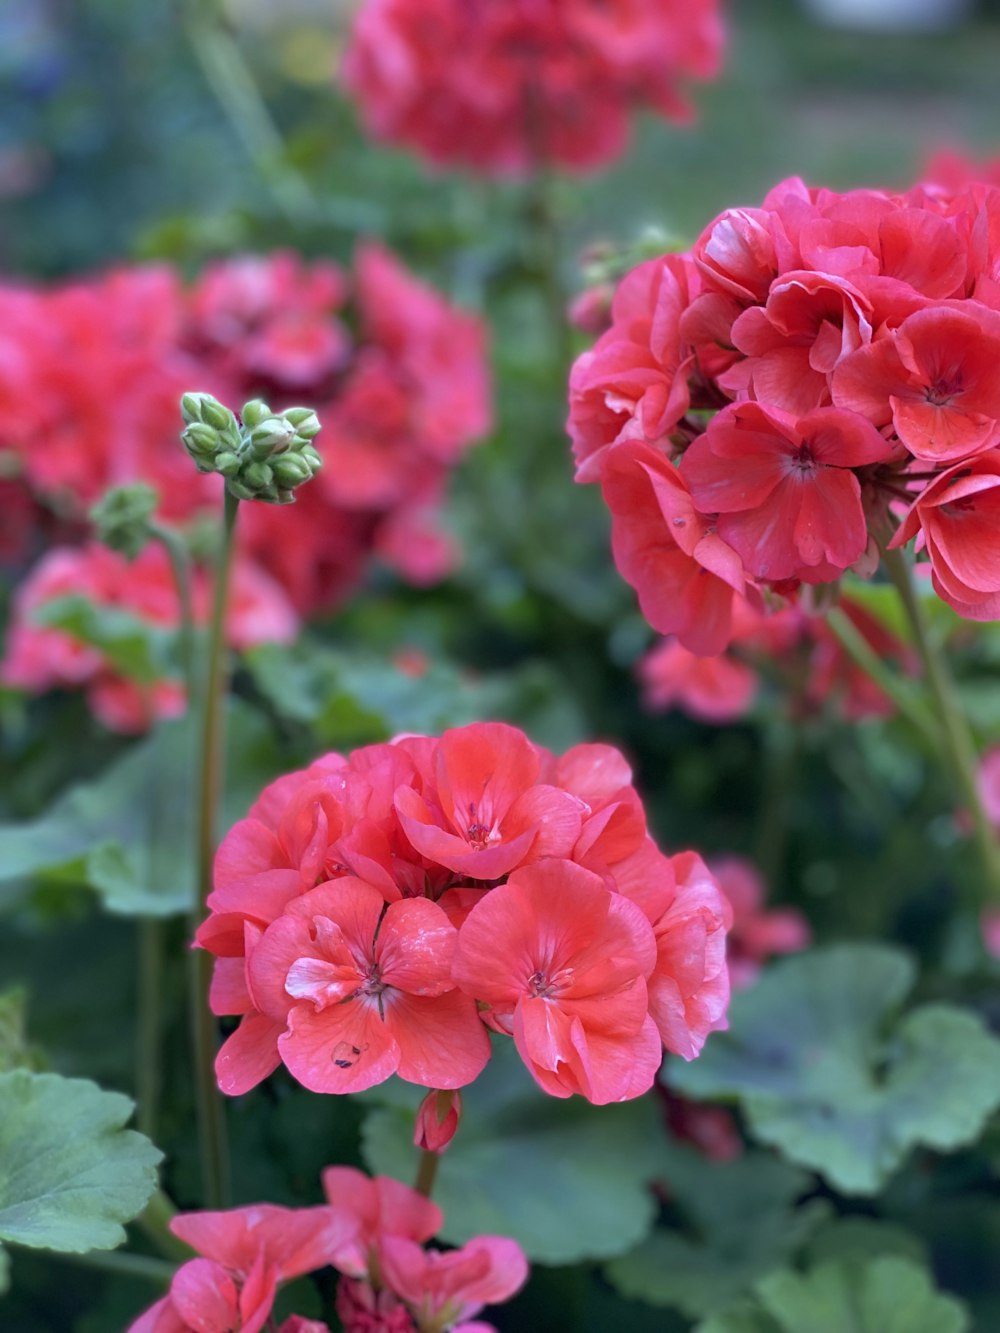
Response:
[882,545,1000,902]
[825,605,941,750]
[414,1148,440,1199]
[525,171,573,376]
[135,918,164,1142]
[189,488,239,1209]
[150,521,197,703]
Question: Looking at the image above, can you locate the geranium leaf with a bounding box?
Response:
[0,1069,161,1254]
[697,1257,969,1333]
[666,946,1000,1194]
[361,1041,660,1264]
[605,1147,829,1317]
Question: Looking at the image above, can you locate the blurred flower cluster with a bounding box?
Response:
[341,0,723,176]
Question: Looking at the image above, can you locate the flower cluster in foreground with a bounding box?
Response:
[1,542,296,732]
[342,0,723,176]
[568,171,1000,649]
[128,1168,527,1333]
[0,246,490,614]
[198,722,731,1105]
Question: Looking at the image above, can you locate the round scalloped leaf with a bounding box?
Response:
[667,945,1000,1194]
[696,1257,969,1333]
[0,1070,161,1253]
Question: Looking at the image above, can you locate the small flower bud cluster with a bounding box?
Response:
[89,483,159,560]
[180,393,322,505]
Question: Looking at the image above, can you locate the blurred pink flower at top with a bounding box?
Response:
[127,1203,356,1333]
[2,542,297,733]
[709,855,810,989]
[341,0,724,177]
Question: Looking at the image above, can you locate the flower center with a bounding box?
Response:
[527,969,556,999]
[788,443,817,476]
[465,802,500,850]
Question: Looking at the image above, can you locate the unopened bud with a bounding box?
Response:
[270,453,314,488]
[242,461,274,491]
[248,416,297,460]
[90,483,158,560]
[240,398,272,430]
[414,1089,462,1154]
[282,406,322,439]
[181,392,238,434]
[214,451,242,478]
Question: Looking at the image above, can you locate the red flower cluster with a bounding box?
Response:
[341,0,723,177]
[198,722,730,1106]
[0,246,490,617]
[638,592,918,724]
[2,542,296,732]
[127,1169,527,1333]
[568,173,1000,648]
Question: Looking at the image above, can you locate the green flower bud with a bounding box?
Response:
[240,398,272,430]
[270,453,314,488]
[181,392,238,434]
[90,483,159,560]
[248,416,297,460]
[282,407,322,439]
[241,461,274,492]
[214,451,242,477]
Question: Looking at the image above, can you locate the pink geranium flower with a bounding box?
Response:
[452,858,661,1103]
[322,1166,443,1279]
[128,1204,355,1333]
[709,855,810,988]
[379,1235,528,1333]
[235,878,490,1095]
[681,401,893,583]
[832,305,1000,462]
[600,440,746,655]
[394,722,584,880]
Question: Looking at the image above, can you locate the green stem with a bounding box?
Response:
[52,1248,176,1286]
[414,1148,440,1199]
[882,546,1000,902]
[753,718,798,890]
[135,919,164,1142]
[136,1190,191,1263]
[825,605,941,750]
[150,522,197,702]
[189,488,239,1209]
[184,0,316,224]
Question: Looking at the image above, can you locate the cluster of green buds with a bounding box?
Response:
[180,393,322,504]
[90,482,159,559]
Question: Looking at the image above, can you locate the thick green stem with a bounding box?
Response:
[883,546,1000,902]
[414,1148,440,1200]
[136,1190,191,1262]
[189,489,239,1209]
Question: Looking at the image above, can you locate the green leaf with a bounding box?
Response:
[697,1257,969,1333]
[33,596,176,686]
[0,1069,161,1254]
[605,1147,829,1317]
[804,1216,927,1269]
[361,1041,661,1264]
[245,641,584,753]
[0,701,283,917]
[666,946,1000,1194]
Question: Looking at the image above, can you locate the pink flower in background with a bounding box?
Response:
[709,855,810,988]
[638,637,758,722]
[1,542,296,732]
[379,1235,528,1333]
[341,0,723,177]
[0,245,491,624]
